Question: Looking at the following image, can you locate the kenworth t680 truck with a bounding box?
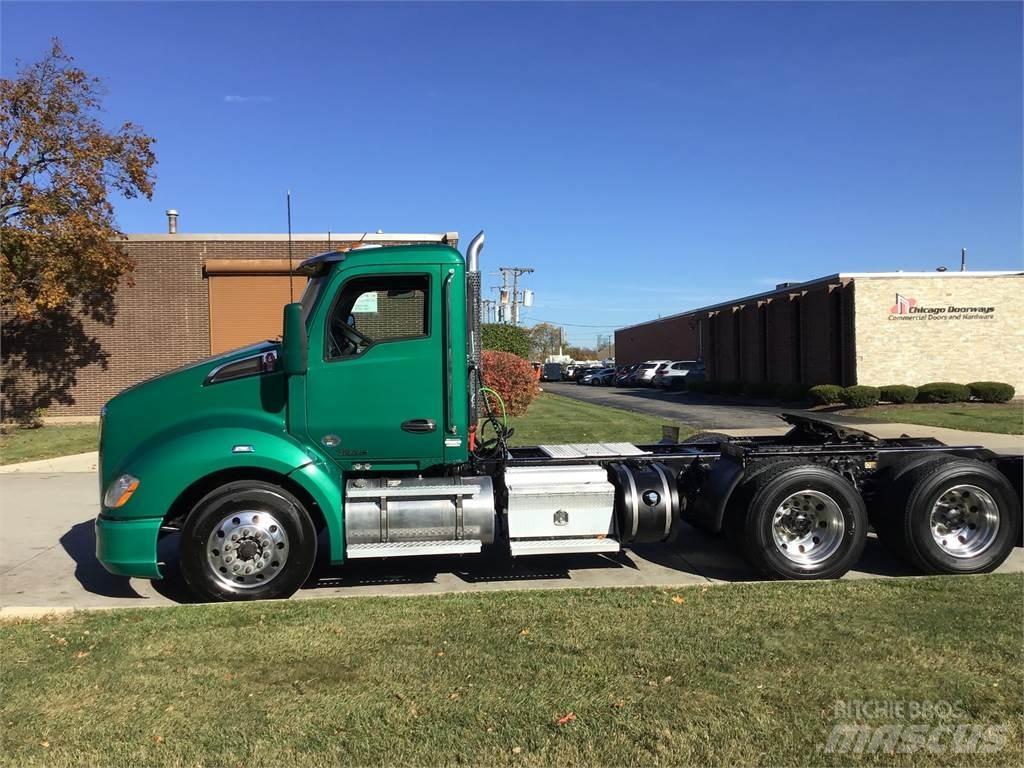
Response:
[96,232,1022,601]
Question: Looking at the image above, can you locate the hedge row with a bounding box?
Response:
[685,380,1015,407]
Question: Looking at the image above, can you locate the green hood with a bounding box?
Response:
[100,341,287,490]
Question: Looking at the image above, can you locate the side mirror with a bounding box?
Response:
[281,302,307,376]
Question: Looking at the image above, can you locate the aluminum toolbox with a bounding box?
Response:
[504,464,616,539]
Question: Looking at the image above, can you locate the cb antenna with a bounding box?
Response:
[287,190,294,300]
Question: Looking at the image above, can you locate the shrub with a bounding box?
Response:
[481,324,530,358]
[916,382,971,404]
[743,381,778,399]
[808,384,844,405]
[840,385,880,408]
[879,385,918,404]
[776,383,808,403]
[480,350,538,416]
[968,381,1015,403]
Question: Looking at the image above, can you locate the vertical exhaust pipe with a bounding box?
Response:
[467,230,485,273]
[466,231,485,428]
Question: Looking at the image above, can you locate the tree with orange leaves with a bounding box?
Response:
[1,39,156,321]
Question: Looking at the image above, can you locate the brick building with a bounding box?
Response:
[2,223,457,418]
[615,271,1024,392]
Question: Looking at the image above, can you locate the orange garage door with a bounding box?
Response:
[206,260,306,354]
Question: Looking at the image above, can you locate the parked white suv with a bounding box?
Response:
[635,360,672,386]
[652,360,706,388]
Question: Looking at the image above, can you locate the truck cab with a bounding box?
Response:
[97,239,480,600]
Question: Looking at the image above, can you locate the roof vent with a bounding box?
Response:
[775,281,798,289]
[166,209,179,235]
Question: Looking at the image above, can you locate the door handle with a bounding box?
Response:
[401,418,436,434]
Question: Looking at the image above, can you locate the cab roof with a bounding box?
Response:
[296,242,464,277]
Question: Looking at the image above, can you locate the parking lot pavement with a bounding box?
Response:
[543,381,799,428]
[2,471,1021,612]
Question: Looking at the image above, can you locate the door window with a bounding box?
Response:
[326,275,429,359]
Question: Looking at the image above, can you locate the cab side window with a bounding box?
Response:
[326,275,429,359]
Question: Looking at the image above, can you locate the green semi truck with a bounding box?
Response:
[96,232,1022,601]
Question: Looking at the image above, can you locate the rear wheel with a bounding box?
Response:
[877,458,1019,574]
[728,461,868,579]
[180,480,317,602]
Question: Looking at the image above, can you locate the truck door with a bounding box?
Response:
[304,266,445,471]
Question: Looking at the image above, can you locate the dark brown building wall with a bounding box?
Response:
[738,303,766,383]
[613,315,699,366]
[2,236,429,418]
[765,295,799,384]
[706,309,741,381]
[616,278,857,388]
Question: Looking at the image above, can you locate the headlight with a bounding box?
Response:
[104,474,140,508]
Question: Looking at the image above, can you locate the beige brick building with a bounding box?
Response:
[853,274,1024,391]
[616,271,1024,392]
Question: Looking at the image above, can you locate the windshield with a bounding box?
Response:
[300,276,326,325]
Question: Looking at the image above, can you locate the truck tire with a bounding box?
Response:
[728,461,868,580]
[179,480,318,602]
[876,457,1020,575]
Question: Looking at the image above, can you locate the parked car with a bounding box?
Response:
[652,360,706,388]
[581,367,616,386]
[575,365,602,385]
[614,363,641,387]
[633,360,672,386]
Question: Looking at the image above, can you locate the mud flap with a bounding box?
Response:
[687,449,745,533]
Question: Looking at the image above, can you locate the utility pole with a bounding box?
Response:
[497,266,534,325]
[960,247,967,272]
[481,298,497,323]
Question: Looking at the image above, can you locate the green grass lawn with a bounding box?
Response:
[0,424,98,465]
[838,402,1024,435]
[1,575,1020,767]
[499,392,693,446]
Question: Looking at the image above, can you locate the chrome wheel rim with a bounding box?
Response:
[206,510,289,589]
[929,484,999,558]
[771,490,845,565]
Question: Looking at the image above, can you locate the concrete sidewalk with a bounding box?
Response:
[0,451,98,474]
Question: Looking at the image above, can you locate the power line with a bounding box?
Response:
[523,317,623,328]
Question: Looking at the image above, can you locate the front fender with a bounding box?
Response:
[109,428,345,563]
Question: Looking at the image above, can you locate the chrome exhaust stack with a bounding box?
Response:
[466,231,485,424]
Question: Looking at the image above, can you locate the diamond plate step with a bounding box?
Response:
[346,540,482,559]
[509,538,621,556]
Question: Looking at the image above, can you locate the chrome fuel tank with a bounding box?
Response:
[344,475,496,545]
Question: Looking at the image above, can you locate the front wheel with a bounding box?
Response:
[179,480,318,602]
[727,461,868,579]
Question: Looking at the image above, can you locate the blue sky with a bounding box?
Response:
[3,1,1021,345]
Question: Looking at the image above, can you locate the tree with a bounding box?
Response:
[1,39,156,321]
[481,323,530,358]
[528,322,563,359]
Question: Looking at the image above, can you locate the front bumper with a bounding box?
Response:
[95,514,164,579]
